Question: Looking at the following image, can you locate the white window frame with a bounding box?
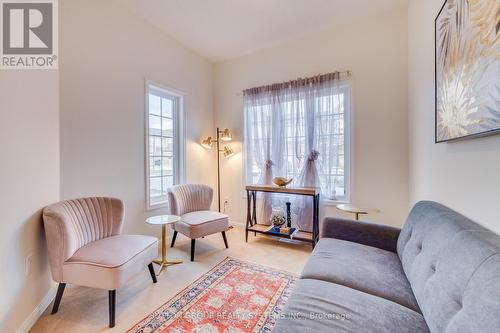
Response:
[145,80,185,210]
[242,83,352,205]
[329,84,351,204]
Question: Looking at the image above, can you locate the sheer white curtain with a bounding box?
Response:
[244,88,285,223]
[244,73,347,231]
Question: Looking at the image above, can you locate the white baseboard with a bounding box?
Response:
[229,220,246,228]
[16,284,57,333]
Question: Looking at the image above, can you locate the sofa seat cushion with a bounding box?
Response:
[301,238,420,312]
[273,279,429,333]
[63,235,158,290]
[173,210,229,239]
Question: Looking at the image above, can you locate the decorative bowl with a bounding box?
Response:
[271,207,286,227]
[273,177,293,187]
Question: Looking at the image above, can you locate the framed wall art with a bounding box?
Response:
[435,0,500,142]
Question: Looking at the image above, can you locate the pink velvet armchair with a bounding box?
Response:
[42,197,158,328]
[168,184,229,261]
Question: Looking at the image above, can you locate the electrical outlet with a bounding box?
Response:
[25,253,33,277]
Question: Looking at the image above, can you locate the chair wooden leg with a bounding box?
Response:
[148,263,157,283]
[191,239,196,261]
[222,231,229,248]
[109,290,116,328]
[51,283,66,314]
[170,231,178,248]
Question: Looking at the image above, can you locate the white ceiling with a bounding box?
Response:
[119,0,408,63]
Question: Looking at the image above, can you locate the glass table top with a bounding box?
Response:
[145,215,181,225]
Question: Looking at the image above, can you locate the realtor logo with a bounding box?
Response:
[1,0,58,69]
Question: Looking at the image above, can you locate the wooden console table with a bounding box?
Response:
[245,184,320,249]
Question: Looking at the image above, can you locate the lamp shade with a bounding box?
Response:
[223,146,234,158]
[220,129,232,142]
[201,137,213,149]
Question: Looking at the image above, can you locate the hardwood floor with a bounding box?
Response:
[30,226,311,332]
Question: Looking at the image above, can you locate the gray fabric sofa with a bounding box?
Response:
[273,201,500,333]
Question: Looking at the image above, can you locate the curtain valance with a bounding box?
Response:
[243,71,350,96]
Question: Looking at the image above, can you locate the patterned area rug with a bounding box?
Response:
[127,257,297,333]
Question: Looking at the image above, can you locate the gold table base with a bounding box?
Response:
[153,224,183,275]
[153,259,183,275]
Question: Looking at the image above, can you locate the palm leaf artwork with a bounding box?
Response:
[435,0,500,142]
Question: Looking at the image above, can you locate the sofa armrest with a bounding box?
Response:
[321,217,401,253]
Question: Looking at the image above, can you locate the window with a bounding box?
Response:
[244,81,350,202]
[146,82,184,208]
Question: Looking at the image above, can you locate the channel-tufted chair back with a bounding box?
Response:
[167,184,213,216]
[397,201,500,332]
[42,197,124,282]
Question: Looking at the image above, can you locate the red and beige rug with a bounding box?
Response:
[127,257,297,333]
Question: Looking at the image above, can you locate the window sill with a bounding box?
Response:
[322,199,350,206]
[147,202,169,211]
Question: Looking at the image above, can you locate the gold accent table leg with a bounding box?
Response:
[161,224,167,262]
[153,224,183,275]
[157,262,165,275]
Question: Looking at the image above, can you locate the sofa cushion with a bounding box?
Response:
[444,252,500,333]
[63,235,158,290]
[397,201,500,333]
[301,238,420,312]
[273,279,429,333]
[173,210,229,239]
[408,229,500,333]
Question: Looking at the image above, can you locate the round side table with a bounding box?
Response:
[336,204,380,221]
[146,215,183,275]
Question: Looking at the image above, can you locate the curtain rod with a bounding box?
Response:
[239,70,351,96]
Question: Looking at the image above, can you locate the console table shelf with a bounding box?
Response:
[247,224,314,242]
[245,184,320,249]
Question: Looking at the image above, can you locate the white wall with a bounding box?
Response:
[60,0,216,236]
[214,7,409,227]
[0,71,59,332]
[408,0,500,234]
